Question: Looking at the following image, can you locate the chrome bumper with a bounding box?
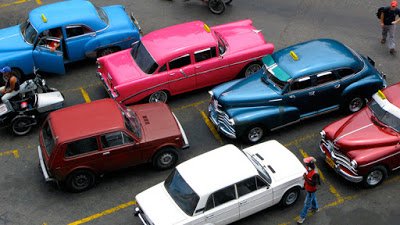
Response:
[208,104,236,139]
[96,72,117,99]
[172,113,189,149]
[134,206,152,225]
[37,145,55,182]
[319,143,363,183]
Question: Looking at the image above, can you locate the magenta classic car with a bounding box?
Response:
[320,84,400,187]
[97,19,274,104]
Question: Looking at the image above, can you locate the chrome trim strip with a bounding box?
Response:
[358,151,400,168]
[268,99,282,102]
[392,165,400,171]
[270,119,300,131]
[38,145,54,182]
[137,213,150,225]
[334,123,373,142]
[172,113,189,149]
[0,33,18,41]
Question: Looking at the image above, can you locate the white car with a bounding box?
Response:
[134,140,306,225]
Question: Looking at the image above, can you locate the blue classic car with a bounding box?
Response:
[0,0,141,77]
[208,39,387,143]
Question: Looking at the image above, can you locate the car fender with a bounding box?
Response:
[0,50,34,75]
[84,30,139,55]
[348,146,397,173]
[146,143,180,163]
[341,76,384,99]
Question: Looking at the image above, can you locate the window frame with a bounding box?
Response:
[168,54,192,70]
[194,47,217,63]
[100,131,134,150]
[64,136,99,158]
[315,71,339,87]
[205,185,237,211]
[65,24,95,39]
[289,75,313,93]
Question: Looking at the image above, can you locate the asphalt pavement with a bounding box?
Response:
[0,0,399,225]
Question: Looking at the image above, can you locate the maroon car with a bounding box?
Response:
[37,99,189,192]
[320,83,400,187]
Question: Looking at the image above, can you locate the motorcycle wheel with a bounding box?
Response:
[11,117,33,136]
[208,0,225,14]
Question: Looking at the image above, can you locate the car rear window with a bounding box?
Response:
[42,121,55,156]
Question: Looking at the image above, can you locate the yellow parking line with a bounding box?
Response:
[172,100,207,111]
[284,133,318,148]
[79,87,91,103]
[0,0,29,8]
[199,110,224,145]
[67,201,136,225]
[0,149,19,158]
[35,0,42,4]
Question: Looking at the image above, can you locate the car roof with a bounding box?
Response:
[48,99,125,143]
[142,21,216,63]
[177,144,258,197]
[272,39,364,80]
[29,0,105,32]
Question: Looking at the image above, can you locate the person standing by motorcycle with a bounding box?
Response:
[0,66,20,105]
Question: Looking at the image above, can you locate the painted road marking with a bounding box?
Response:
[79,87,91,103]
[35,0,41,5]
[0,149,19,158]
[67,201,136,225]
[199,110,223,145]
[0,0,29,8]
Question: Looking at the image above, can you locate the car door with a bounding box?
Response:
[313,71,342,111]
[236,176,274,219]
[194,47,227,88]
[65,25,96,61]
[203,185,240,224]
[167,54,196,95]
[99,131,141,172]
[285,76,317,116]
[33,34,65,74]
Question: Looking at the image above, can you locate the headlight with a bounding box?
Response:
[320,130,326,139]
[208,90,214,98]
[350,160,358,169]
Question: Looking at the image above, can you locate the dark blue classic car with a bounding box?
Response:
[208,39,387,143]
[0,0,141,77]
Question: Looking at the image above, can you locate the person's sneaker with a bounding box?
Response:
[390,49,396,55]
[309,208,319,213]
[297,217,305,224]
[381,38,386,44]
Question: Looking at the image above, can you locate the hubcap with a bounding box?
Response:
[209,0,224,11]
[248,127,263,143]
[349,97,363,112]
[149,91,167,103]
[245,64,262,77]
[159,153,173,166]
[285,191,298,205]
[73,174,90,189]
[367,170,383,186]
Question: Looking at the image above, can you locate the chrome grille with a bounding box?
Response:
[322,139,357,174]
[209,99,236,138]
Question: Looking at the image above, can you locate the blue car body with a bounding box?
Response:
[0,0,141,76]
[208,39,387,143]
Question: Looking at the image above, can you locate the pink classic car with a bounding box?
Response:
[96,19,274,104]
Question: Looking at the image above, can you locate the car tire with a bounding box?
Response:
[208,0,226,14]
[148,90,168,103]
[97,47,118,58]
[153,147,179,170]
[362,166,387,188]
[243,125,265,143]
[344,95,365,113]
[11,117,33,136]
[66,170,96,193]
[280,187,300,207]
[242,62,262,78]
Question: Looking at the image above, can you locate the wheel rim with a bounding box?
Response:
[348,97,363,112]
[72,174,91,190]
[248,127,263,143]
[245,64,262,77]
[159,153,174,166]
[149,91,168,103]
[209,0,225,13]
[285,191,298,205]
[367,170,383,186]
[12,119,32,135]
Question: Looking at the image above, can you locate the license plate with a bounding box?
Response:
[0,104,8,115]
[325,156,335,169]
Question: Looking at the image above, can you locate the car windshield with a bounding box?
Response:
[368,99,400,132]
[94,5,109,25]
[42,121,55,156]
[214,31,226,55]
[20,20,37,44]
[131,41,159,74]
[119,105,142,138]
[164,169,200,216]
[262,65,287,90]
[244,152,272,184]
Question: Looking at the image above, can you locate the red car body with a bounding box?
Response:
[320,83,400,187]
[97,19,274,105]
[37,99,189,192]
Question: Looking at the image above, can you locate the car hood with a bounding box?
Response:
[0,25,31,52]
[136,183,189,225]
[130,103,181,143]
[244,140,306,183]
[213,72,281,107]
[329,109,399,151]
[99,49,146,86]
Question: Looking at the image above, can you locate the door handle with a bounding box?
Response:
[334,84,341,89]
[309,91,315,96]
[102,151,110,156]
[180,69,187,77]
[206,214,214,219]
[195,65,202,69]
[239,200,248,205]
[169,73,175,76]
[289,95,296,99]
